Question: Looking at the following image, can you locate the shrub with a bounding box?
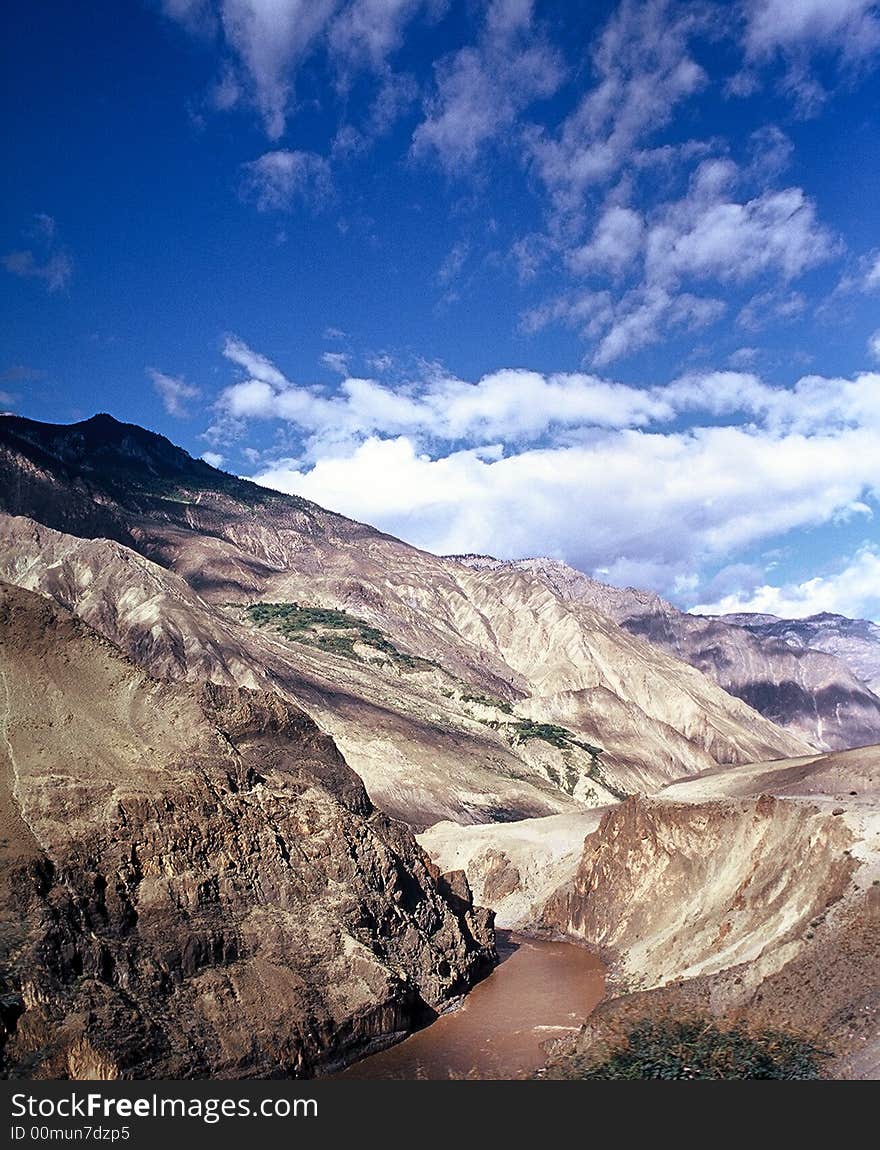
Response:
[570,1019,828,1080]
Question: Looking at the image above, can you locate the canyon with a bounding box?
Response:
[0,412,877,1079]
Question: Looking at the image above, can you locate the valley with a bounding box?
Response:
[0,413,877,1080]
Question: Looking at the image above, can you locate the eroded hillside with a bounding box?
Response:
[0,415,809,827]
[460,555,880,753]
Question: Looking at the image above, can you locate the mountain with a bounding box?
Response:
[0,582,493,1078]
[1,413,875,1079]
[716,611,880,696]
[0,414,808,831]
[464,555,880,752]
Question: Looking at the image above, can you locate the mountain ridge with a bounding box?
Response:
[452,554,880,752]
[0,414,811,819]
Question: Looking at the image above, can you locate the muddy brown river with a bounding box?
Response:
[337,931,605,1080]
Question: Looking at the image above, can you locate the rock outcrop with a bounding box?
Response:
[543,795,855,990]
[536,745,880,1078]
[0,584,494,1079]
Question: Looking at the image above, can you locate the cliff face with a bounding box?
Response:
[0,415,809,824]
[497,556,880,753]
[545,796,854,991]
[0,584,494,1079]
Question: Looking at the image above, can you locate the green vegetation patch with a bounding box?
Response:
[563,1019,828,1080]
[509,719,603,757]
[245,602,437,670]
[460,692,514,714]
[506,720,628,800]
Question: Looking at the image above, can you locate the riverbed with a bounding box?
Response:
[337,931,605,1080]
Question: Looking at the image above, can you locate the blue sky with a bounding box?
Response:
[3,1,880,620]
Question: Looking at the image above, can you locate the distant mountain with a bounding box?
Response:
[716,611,880,696]
[461,556,880,753]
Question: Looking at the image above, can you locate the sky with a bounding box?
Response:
[2,1,880,621]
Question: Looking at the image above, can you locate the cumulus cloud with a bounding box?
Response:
[528,156,836,363]
[148,369,202,417]
[215,336,880,449]
[209,332,880,605]
[568,206,644,277]
[201,450,226,468]
[645,166,837,284]
[240,149,332,210]
[211,335,692,450]
[691,543,880,623]
[412,0,562,171]
[248,422,880,608]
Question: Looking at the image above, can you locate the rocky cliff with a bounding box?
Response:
[544,794,855,990]
[0,584,494,1079]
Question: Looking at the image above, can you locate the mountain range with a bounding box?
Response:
[0,412,877,1078]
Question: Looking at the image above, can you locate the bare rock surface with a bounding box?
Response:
[0,583,494,1079]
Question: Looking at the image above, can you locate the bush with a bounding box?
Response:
[569,1019,827,1080]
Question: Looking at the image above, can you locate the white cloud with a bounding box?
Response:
[217,1,338,140]
[2,250,72,292]
[2,213,72,293]
[645,175,837,285]
[222,334,290,386]
[568,206,644,277]
[211,335,689,450]
[164,1,434,139]
[240,149,332,211]
[148,369,201,417]
[744,0,880,60]
[527,0,708,214]
[529,158,836,364]
[201,450,225,468]
[211,336,880,601]
[869,329,880,360]
[741,0,880,115]
[215,336,880,450]
[321,351,350,374]
[437,239,470,286]
[691,543,880,623]
[864,251,880,289]
[526,283,726,366]
[412,0,562,171]
[329,0,433,71]
[248,422,880,604]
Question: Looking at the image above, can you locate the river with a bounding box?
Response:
[337,931,605,1080]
